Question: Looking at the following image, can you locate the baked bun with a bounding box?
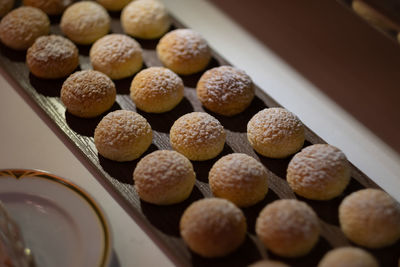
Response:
[339,188,400,248]
[60,1,110,45]
[209,153,269,207]
[61,70,116,118]
[94,110,153,161]
[0,0,14,17]
[318,247,379,267]
[248,260,289,267]
[247,107,305,158]
[170,112,226,161]
[156,29,211,75]
[180,198,247,258]
[133,150,196,205]
[287,144,351,200]
[121,0,170,39]
[26,35,79,79]
[96,0,131,11]
[256,199,320,258]
[0,6,50,50]
[23,0,72,15]
[90,34,143,80]
[196,66,254,116]
[130,67,184,113]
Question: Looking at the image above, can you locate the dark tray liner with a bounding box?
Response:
[0,4,399,267]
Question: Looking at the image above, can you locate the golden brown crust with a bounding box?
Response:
[170,112,226,161]
[121,0,170,39]
[94,110,153,161]
[0,0,14,17]
[287,144,351,200]
[96,0,132,11]
[23,0,72,15]
[130,67,184,113]
[255,199,320,258]
[156,29,211,75]
[247,108,305,158]
[318,247,379,267]
[180,198,247,258]
[133,150,196,205]
[26,35,79,79]
[197,66,254,116]
[339,189,400,248]
[61,70,116,118]
[90,34,143,80]
[60,1,110,45]
[0,6,50,50]
[209,153,269,207]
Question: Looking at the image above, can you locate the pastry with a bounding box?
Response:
[23,0,72,15]
[318,247,379,267]
[196,65,254,116]
[96,0,132,11]
[130,67,184,113]
[0,0,14,17]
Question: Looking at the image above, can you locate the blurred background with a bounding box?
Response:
[209,0,400,154]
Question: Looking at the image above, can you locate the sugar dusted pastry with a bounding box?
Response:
[96,0,131,11]
[318,247,379,267]
[170,112,226,161]
[133,150,196,205]
[256,199,320,257]
[180,198,247,258]
[27,35,79,79]
[23,0,72,15]
[247,107,305,158]
[287,144,351,200]
[339,188,400,248]
[209,153,269,207]
[157,29,211,75]
[197,66,254,116]
[90,34,143,80]
[0,6,50,50]
[61,70,116,118]
[121,0,170,39]
[0,0,14,17]
[130,67,184,113]
[60,1,110,45]
[94,110,152,161]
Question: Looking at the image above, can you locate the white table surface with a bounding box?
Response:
[0,0,399,266]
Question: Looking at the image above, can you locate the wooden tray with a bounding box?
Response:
[0,4,399,267]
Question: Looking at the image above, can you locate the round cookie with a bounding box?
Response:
[130,67,184,113]
[0,6,50,50]
[209,153,269,207]
[197,66,254,116]
[90,34,143,80]
[94,110,153,161]
[180,198,247,258]
[170,112,226,161]
[339,188,400,248]
[96,0,132,11]
[0,0,14,17]
[249,260,289,267]
[121,0,170,39]
[23,0,72,15]
[318,247,379,267]
[26,35,79,79]
[60,1,110,45]
[256,199,320,258]
[61,70,116,118]
[133,150,196,205]
[247,107,305,158]
[287,144,351,200]
[156,28,211,75]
